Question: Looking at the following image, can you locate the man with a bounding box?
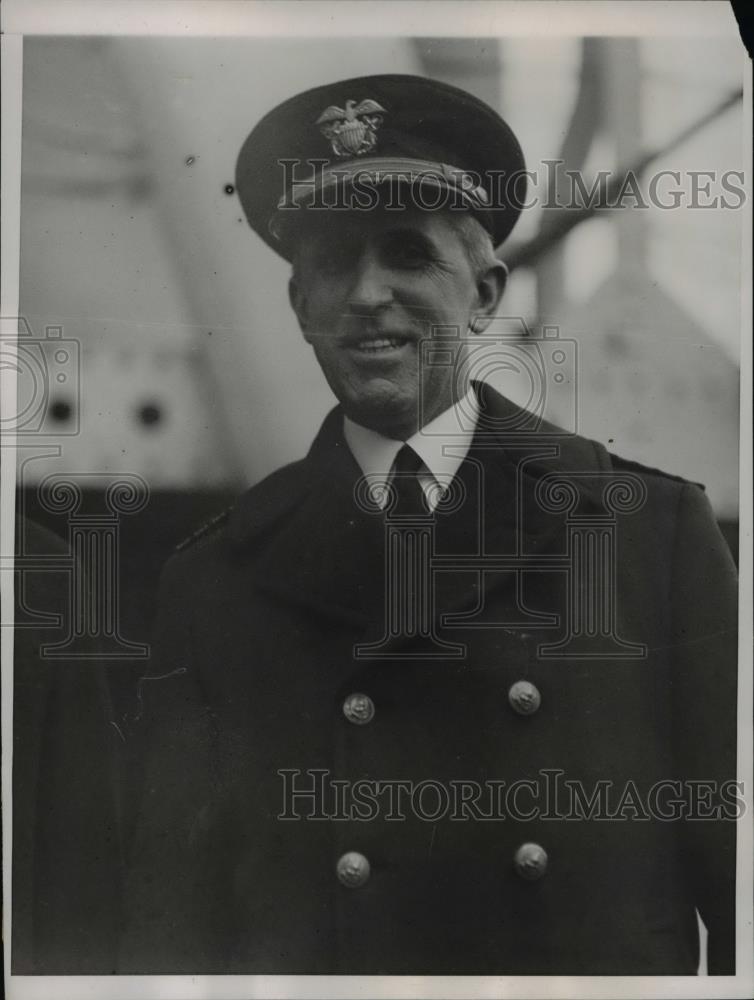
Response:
[121,75,737,975]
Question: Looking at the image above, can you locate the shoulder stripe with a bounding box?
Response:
[608,452,705,491]
[175,507,233,552]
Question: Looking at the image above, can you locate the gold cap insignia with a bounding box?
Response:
[316,99,386,158]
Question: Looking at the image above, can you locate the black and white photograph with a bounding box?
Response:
[1,2,751,997]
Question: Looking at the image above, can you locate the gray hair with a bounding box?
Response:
[447,211,501,279]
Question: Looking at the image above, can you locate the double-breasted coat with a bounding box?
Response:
[120,385,737,975]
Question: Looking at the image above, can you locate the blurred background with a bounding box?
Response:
[16,35,744,666]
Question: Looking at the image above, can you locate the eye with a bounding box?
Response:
[383,233,436,270]
[312,244,353,276]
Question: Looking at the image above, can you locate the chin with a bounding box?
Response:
[344,385,418,435]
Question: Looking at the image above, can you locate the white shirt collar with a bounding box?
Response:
[343,387,479,495]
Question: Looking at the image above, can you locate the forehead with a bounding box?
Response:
[290,204,465,254]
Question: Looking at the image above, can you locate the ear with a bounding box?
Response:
[288,274,312,342]
[471,260,508,334]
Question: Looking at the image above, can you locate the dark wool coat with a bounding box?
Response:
[120,387,737,976]
[13,518,123,973]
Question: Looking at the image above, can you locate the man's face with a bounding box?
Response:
[289,206,503,439]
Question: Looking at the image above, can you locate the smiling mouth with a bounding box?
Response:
[350,336,410,354]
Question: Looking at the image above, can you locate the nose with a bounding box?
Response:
[347,249,393,313]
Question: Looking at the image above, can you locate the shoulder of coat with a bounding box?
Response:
[226,456,316,546]
[607,451,706,492]
[175,506,234,553]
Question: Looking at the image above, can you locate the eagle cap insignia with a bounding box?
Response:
[316,98,386,158]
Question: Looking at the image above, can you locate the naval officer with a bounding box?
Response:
[120,74,737,975]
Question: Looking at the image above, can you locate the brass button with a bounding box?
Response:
[336,851,370,888]
[513,842,548,881]
[342,692,375,725]
[508,680,541,716]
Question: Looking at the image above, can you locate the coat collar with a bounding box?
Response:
[228,383,609,637]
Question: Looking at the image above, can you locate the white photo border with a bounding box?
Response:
[2,3,751,999]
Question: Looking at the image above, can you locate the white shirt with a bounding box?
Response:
[343,388,479,511]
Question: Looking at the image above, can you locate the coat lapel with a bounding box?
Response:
[405,385,606,638]
[228,408,384,629]
[228,386,607,652]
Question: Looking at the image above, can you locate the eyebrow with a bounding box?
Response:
[303,221,441,260]
[377,227,439,254]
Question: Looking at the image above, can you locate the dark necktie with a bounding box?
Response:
[390,444,430,516]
